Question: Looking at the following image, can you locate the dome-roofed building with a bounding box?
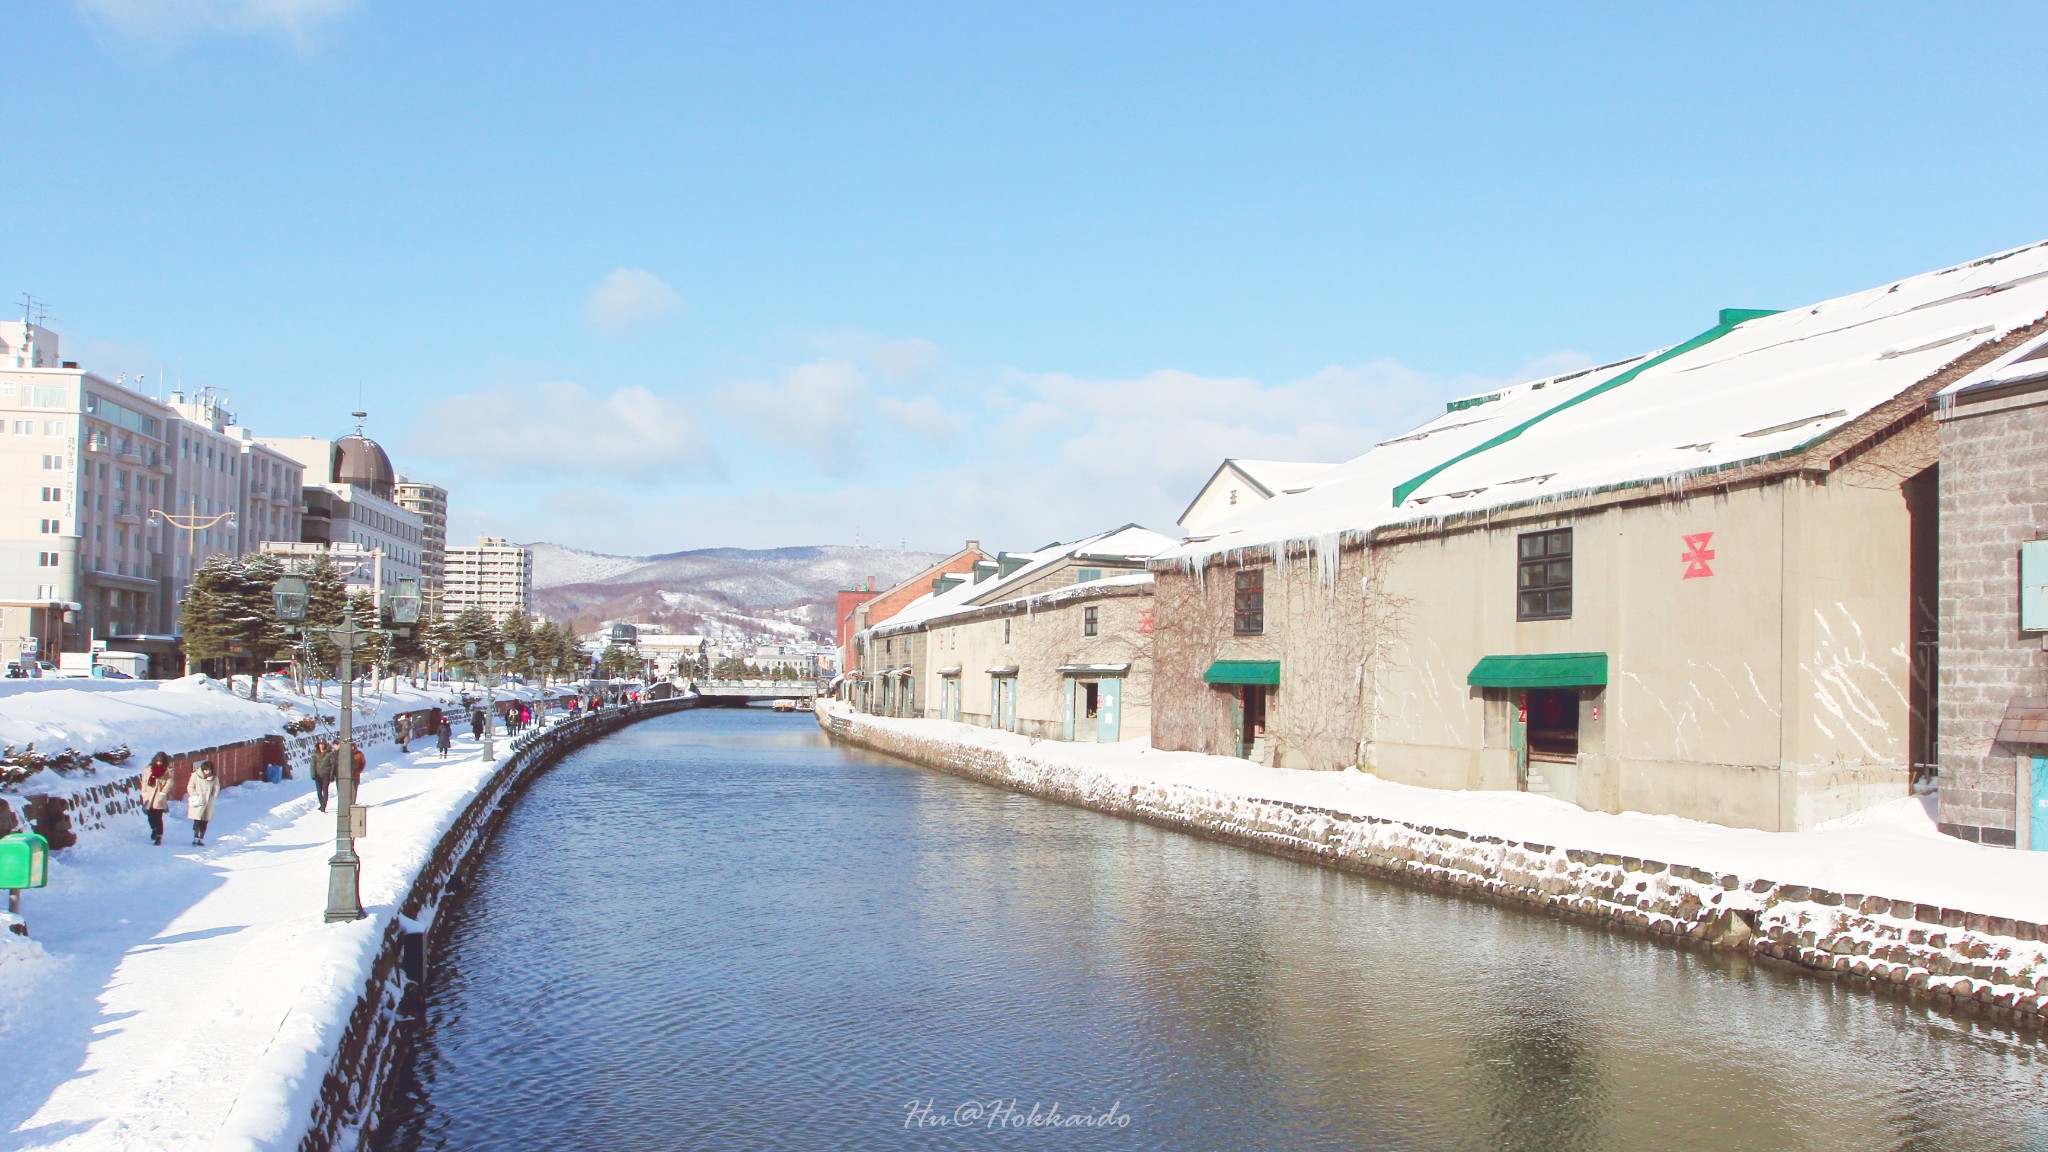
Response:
[257,410,427,607]
[334,428,396,499]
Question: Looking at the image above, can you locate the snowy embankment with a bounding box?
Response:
[0,695,681,1152]
[822,703,2048,1031]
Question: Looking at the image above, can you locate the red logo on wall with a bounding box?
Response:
[1682,532,1716,579]
[1138,609,1155,634]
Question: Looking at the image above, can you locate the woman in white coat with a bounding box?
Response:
[186,759,220,846]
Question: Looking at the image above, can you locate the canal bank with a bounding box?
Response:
[299,697,692,1152]
[819,703,2048,1036]
[0,695,688,1152]
[386,706,2048,1151]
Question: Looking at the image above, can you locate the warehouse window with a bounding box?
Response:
[1517,528,1573,621]
[1083,606,1098,636]
[1234,568,1265,635]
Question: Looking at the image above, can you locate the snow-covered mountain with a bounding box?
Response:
[526,542,943,642]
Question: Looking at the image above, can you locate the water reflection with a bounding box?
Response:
[382,708,2048,1152]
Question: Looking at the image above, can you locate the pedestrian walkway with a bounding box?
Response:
[0,723,535,1151]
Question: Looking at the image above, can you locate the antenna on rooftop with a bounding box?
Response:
[352,409,368,436]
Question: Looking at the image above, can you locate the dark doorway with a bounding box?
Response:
[1082,681,1100,718]
[1237,684,1269,759]
[1526,689,1579,761]
[1905,464,1939,789]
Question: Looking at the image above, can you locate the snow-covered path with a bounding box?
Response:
[0,727,522,1151]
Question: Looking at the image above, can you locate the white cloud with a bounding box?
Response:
[721,360,869,477]
[409,381,723,484]
[584,269,686,335]
[75,0,357,51]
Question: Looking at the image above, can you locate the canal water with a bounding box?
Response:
[381,708,2048,1151]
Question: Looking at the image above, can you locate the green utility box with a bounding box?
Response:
[0,833,50,890]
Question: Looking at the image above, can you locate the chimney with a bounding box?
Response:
[966,539,980,554]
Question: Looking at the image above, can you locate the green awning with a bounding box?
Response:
[1205,660,1280,686]
[1467,652,1608,688]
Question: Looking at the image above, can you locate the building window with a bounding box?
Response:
[1517,528,1573,620]
[1234,568,1264,635]
[1075,568,1102,583]
[1083,606,1098,636]
[1004,619,1011,644]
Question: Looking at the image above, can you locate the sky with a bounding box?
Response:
[7,2,2048,556]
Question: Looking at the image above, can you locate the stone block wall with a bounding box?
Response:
[1937,394,2048,845]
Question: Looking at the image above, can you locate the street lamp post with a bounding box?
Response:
[274,575,419,924]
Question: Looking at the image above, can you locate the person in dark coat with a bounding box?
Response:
[437,716,453,757]
[311,740,336,812]
[470,708,485,740]
[141,752,174,845]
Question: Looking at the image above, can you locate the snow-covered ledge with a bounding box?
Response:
[819,702,2048,1032]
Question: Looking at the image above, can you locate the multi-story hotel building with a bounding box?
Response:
[0,321,306,663]
[395,476,448,616]
[443,536,532,621]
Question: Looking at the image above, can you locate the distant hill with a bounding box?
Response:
[526,542,944,641]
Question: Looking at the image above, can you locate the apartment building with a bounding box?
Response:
[163,390,304,613]
[444,535,532,621]
[395,476,449,616]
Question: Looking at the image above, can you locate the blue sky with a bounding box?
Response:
[9,2,2047,554]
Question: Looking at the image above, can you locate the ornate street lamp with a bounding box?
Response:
[273,573,310,624]
[274,572,370,923]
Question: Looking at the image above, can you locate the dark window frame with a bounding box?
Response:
[1517,528,1573,621]
[1234,568,1265,635]
[1083,606,1098,636]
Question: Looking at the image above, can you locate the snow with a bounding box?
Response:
[1169,237,2048,563]
[871,525,1173,637]
[831,704,2048,925]
[1230,459,1337,496]
[0,707,572,1151]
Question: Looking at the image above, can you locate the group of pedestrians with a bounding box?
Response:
[139,752,216,847]
[139,698,565,849]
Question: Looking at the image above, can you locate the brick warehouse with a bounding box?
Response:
[1935,328,2048,847]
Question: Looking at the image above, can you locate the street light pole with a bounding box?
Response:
[324,603,369,922]
[274,574,418,924]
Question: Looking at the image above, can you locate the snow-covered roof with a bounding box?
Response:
[1942,328,2048,402]
[1231,459,1338,496]
[1164,238,2048,563]
[872,526,1173,635]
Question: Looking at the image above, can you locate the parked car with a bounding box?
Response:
[4,662,37,679]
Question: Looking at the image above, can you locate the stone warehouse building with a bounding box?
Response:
[1933,328,2048,848]
[1153,239,2048,833]
[855,525,1173,743]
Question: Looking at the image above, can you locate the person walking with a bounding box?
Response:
[351,742,366,781]
[396,714,413,752]
[141,752,174,846]
[470,707,485,741]
[311,739,336,812]
[437,715,453,758]
[186,759,220,846]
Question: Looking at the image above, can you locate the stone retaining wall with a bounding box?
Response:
[824,708,2048,1035]
[299,698,691,1152]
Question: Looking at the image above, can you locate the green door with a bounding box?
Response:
[1098,678,1121,742]
[1232,690,1247,759]
[1063,678,1077,741]
[2033,756,2048,851]
[1511,691,1529,790]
